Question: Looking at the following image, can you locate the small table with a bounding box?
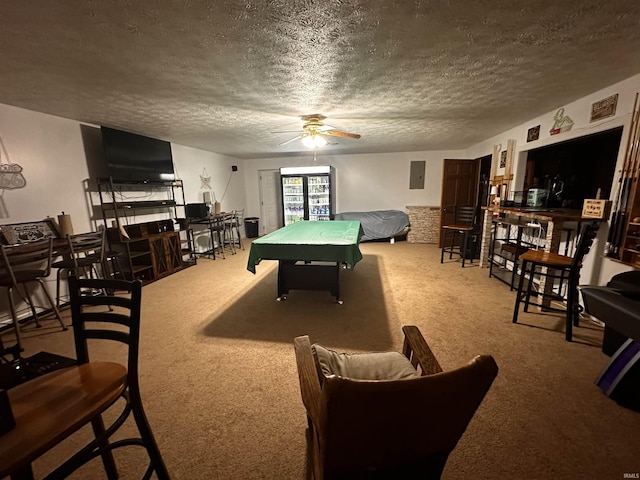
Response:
[0,362,127,479]
[247,221,364,303]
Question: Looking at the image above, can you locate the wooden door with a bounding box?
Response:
[440,159,480,247]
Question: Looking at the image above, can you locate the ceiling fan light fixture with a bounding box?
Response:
[302,133,327,149]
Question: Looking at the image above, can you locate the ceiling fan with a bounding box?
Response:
[278,114,361,148]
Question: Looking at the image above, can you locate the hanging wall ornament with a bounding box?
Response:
[200,167,212,190]
[0,136,26,190]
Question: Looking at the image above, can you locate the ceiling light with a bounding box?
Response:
[301,133,327,149]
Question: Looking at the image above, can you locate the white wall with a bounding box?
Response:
[242,149,466,218]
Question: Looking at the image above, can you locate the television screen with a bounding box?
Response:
[101,127,175,183]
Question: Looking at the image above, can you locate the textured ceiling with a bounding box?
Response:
[1,1,640,159]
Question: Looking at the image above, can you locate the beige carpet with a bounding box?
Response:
[8,240,640,479]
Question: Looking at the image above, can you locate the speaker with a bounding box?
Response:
[232,165,238,172]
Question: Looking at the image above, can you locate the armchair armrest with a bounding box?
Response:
[293,335,322,427]
[401,325,443,375]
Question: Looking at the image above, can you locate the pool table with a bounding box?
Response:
[247,220,364,303]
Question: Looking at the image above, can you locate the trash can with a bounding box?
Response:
[244,217,259,238]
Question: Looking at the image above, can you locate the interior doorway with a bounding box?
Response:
[439,158,480,247]
[258,169,281,235]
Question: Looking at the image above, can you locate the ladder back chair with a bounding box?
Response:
[294,325,498,479]
[0,274,169,479]
[0,239,66,359]
[52,230,106,307]
[512,221,600,341]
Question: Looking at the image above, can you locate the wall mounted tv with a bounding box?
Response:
[101,126,175,183]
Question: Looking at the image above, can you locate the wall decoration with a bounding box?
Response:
[0,136,26,190]
[550,108,574,135]
[590,93,618,122]
[527,125,540,142]
[0,219,59,245]
[499,150,507,168]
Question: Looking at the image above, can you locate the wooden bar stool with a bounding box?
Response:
[512,221,600,341]
[440,206,481,267]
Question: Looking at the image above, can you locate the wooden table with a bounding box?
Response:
[0,362,126,479]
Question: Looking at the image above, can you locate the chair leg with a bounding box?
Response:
[461,231,468,267]
[513,260,528,324]
[55,268,64,308]
[20,282,42,328]
[90,416,119,480]
[130,401,170,480]
[36,279,67,331]
[524,263,536,313]
[565,290,574,342]
[449,232,456,260]
[6,288,24,354]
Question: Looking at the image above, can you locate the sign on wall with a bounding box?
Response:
[590,94,618,122]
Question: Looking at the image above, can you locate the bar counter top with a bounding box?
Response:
[482,206,584,223]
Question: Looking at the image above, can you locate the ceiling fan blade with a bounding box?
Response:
[323,130,361,139]
[279,135,302,146]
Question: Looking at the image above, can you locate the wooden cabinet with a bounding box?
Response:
[106,220,186,283]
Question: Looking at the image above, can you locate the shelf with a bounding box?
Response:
[132,265,153,274]
[99,177,194,283]
[102,200,178,210]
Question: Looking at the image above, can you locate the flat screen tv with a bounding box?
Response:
[101,126,175,183]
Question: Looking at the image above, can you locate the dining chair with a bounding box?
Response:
[512,221,600,341]
[294,325,498,479]
[52,229,106,307]
[0,273,170,479]
[0,239,66,358]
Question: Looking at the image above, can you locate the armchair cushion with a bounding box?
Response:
[312,343,420,384]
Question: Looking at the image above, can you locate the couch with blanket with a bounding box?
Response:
[334,210,410,242]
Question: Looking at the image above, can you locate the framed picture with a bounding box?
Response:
[527,125,540,142]
[591,94,618,122]
[499,150,507,168]
[0,219,59,245]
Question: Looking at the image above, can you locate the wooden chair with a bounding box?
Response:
[0,274,169,479]
[294,325,498,479]
[0,239,66,359]
[440,206,481,267]
[52,230,106,307]
[512,221,600,341]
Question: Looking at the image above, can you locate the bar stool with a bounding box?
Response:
[512,221,600,341]
[0,239,67,358]
[440,206,481,267]
[52,230,106,307]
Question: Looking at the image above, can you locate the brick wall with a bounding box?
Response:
[406,206,441,244]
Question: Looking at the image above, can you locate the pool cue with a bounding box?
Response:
[609,92,640,256]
